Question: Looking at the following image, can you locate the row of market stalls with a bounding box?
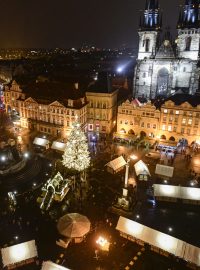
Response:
[116,216,200,268]
[33,137,67,152]
[153,184,200,204]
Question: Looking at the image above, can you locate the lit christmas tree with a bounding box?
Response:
[62,118,90,172]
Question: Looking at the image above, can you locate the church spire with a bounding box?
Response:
[178,0,200,29]
[139,0,161,31]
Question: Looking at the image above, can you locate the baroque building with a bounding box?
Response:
[117,93,200,144]
[133,0,200,99]
[4,81,87,138]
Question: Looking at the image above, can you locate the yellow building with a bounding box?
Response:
[159,96,200,144]
[117,94,200,144]
[4,81,87,138]
[86,82,118,136]
[117,99,160,139]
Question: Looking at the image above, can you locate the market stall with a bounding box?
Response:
[1,240,38,269]
[105,156,126,174]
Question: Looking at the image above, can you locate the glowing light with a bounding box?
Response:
[96,236,110,251]
[24,152,29,158]
[130,154,138,161]
[117,66,123,73]
[156,233,176,251]
[1,156,6,161]
[125,219,144,236]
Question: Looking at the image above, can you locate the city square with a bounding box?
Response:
[0,0,200,269]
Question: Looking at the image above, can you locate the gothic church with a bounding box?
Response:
[133,0,200,99]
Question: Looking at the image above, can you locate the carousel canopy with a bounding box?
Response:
[1,240,37,267]
[41,261,71,270]
[57,213,91,238]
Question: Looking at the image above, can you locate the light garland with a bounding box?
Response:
[62,119,90,172]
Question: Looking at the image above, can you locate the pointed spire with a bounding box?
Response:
[180,0,200,28]
[139,0,161,31]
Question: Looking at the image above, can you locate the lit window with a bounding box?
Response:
[153,124,156,129]
[173,126,177,132]
[164,109,168,114]
[147,123,150,128]
[168,125,172,131]
[188,119,192,125]
[162,125,166,131]
[182,118,186,124]
[141,122,144,127]
[175,111,179,115]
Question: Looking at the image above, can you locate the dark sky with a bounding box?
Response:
[0,0,183,48]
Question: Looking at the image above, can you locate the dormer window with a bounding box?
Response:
[68,99,73,107]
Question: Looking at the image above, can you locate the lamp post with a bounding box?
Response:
[124,154,138,189]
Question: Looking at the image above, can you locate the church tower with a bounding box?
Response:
[177,0,200,60]
[138,0,162,60]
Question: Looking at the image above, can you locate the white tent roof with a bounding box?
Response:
[105,156,126,172]
[153,184,180,198]
[184,244,200,266]
[153,184,200,201]
[41,261,71,270]
[116,216,184,258]
[33,137,49,147]
[1,240,37,267]
[51,141,67,152]
[134,160,151,176]
[155,164,174,178]
[116,216,200,266]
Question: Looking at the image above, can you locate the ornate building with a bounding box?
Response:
[133,0,200,99]
[117,93,200,144]
[4,81,87,138]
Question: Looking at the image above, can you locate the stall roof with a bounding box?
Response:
[33,137,49,147]
[51,141,67,152]
[1,240,37,267]
[153,184,200,201]
[116,216,200,266]
[155,164,174,178]
[105,156,126,172]
[116,216,185,258]
[134,160,151,177]
[41,261,71,270]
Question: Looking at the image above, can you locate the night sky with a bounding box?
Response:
[0,0,183,49]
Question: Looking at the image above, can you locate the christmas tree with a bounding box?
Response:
[62,118,90,172]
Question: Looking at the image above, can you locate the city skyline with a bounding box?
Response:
[0,0,182,49]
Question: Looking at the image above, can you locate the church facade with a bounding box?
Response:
[133,0,200,99]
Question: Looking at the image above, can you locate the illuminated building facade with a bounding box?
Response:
[117,99,160,139]
[4,81,87,138]
[117,94,200,144]
[86,76,118,135]
[134,0,200,99]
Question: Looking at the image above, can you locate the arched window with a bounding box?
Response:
[185,36,192,51]
[169,136,175,142]
[145,39,150,52]
[160,135,166,140]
